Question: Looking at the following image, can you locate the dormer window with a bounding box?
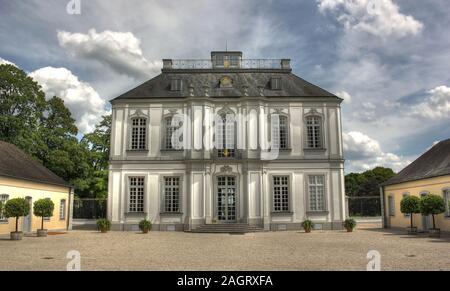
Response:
[270,77,282,90]
[211,51,242,68]
[171,78,182,91]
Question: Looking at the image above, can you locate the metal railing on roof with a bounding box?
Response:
[163,59,290,70]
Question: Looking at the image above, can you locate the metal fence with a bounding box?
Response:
[73,198,107,219]
[347,196,381,217]
[170,59,285,70]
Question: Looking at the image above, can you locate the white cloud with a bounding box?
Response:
[335,90,352,103]
[317,0,423,38]
[343,131,411,172]
[29,67,108,134]
[57,29,162,79]
[0,57,17,67]
[409,85,450,120]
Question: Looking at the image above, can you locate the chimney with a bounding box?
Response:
[281,59,291,70]
[163,59,172,69]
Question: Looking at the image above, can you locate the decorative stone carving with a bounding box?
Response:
[203,85,210,97]
[220,165,232,173]
[257,85,265,97]
[242,85,249,97]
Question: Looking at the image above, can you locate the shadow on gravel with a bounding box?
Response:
[363,228,450,243]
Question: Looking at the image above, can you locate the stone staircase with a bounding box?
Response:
[189,223,265,234]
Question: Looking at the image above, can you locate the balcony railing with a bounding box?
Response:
[163,59,290,70]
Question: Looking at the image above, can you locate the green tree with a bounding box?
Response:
[33,198,55,230]
[76,114,111,198]
[420,194,446,229]
[345,167,395,216]
[39,96,91,184]
[0,64,110,200]
[345,167,395,197]
[400,195,421,228]
[4,198,30,232]
[0,64,47,156]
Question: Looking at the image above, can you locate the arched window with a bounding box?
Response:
[306,116,322,149]
[216,112,235,158]
[164,115,183,150]
[130,117,147,150]
[0,194,9,221]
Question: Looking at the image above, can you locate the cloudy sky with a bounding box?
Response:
[1,0,449,173]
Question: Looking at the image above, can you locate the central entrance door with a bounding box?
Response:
[217,176,236,222]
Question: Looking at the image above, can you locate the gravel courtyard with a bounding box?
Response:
[0,228,449,271]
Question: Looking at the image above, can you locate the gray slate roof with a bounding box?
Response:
[0,141,71,188]
[112,70,339,100]
[382,138,450,186]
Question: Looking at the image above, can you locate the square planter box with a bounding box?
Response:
[406,227,418,235]
[428,228,440,238]
[37,229,48,237]
[10,231,23,240]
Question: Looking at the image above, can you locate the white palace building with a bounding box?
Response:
[107,51,346,232]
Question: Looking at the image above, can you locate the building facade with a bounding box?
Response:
[108,51,346,231]
[381,138,450,232]
[0,141,73,235]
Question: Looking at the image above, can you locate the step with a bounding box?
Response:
[189,224,265,233]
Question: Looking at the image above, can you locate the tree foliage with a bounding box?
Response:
[420,194,446,229]
[345,167,395,197]
[400,195,421,228]
[400,196,421,215]
[0,64,111,199]
[4,198,30,232]
[33,198,55,218]
[34,198,55,230]
[0,64,46,156]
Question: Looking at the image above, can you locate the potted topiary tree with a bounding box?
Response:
[33,198,54,237]
[139,219,152,234]
[97,218,111,233]
[343,218,357,232]
[4,198,30,240]
[420,194,446,238]
[400,195,421,234]
[302,219,314,233]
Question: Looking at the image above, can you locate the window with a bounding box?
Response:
[402,193,410,217]
[279,115,288,149]
[131,118,147,150]
[308,175,325,211]
[273,176,289,212]
[129,177,145,212]
[306,116,322,149]
[0,194,9,221]
[270,78,282,90]
[271,115,289,150]
[164,177,181,213]
[388,196,395,216]
[60,199,66,220]
[216,113,235,158]
[214,54,225,67]
[164,116,183,150]
[229,55,240,67]
[165,116,175,150]
[444,190,450,217]
[171,79,182,91]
